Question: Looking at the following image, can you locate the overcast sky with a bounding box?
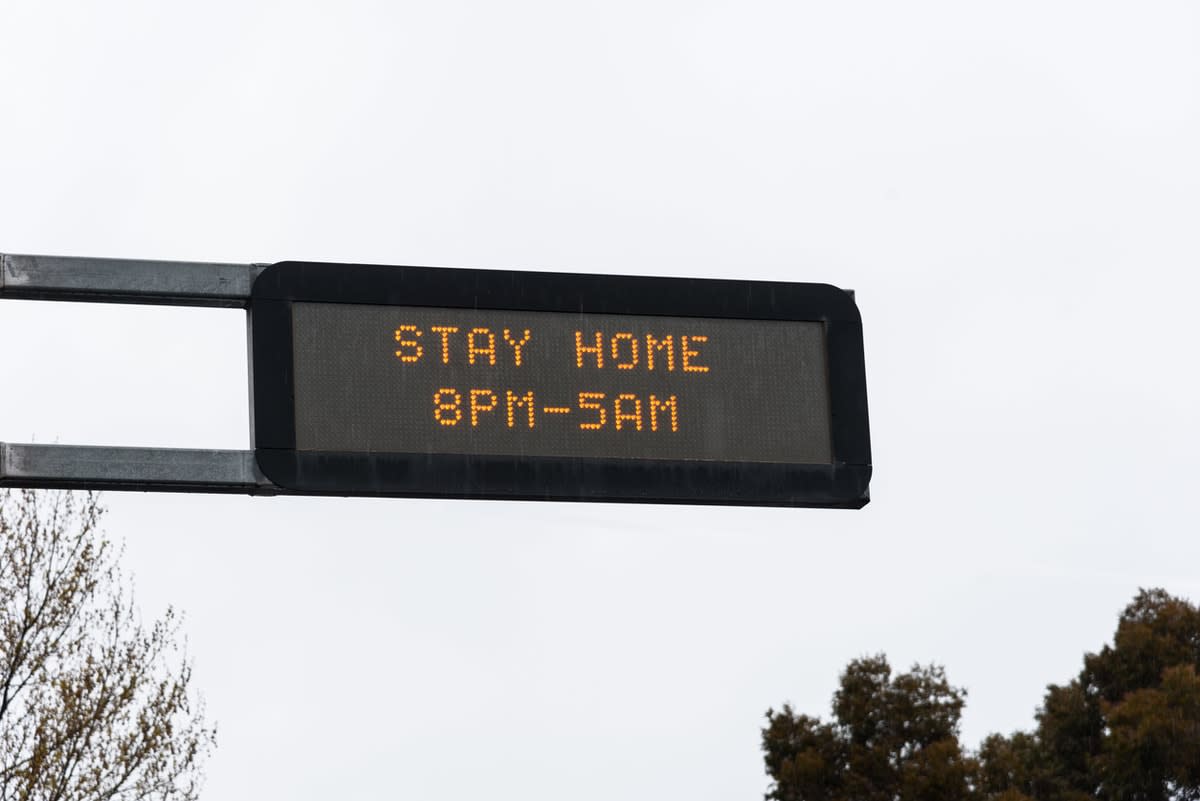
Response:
[2,1,1199,799]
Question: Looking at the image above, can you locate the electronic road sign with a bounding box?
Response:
[249,261,870,507]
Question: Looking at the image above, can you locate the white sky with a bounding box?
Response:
[2,1,1199,798]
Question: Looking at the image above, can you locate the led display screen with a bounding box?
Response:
[291,303,832,464]
[250,260,869,507]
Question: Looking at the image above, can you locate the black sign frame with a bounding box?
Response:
[250,261,871,508]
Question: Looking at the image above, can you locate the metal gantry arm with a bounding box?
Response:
[0,252,274,495]
[0,253,265,308]
[0,443,275,494]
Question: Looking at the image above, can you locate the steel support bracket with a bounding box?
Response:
[0,443,277,495]
[0,253,266,308]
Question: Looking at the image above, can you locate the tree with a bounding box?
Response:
[0,490,215,801]
[979,588,1200,801]
[764,589,1200,801]
[762,655,974,801]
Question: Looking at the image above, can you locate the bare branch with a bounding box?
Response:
[0,490,214,801]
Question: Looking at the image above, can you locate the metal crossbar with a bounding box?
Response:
[1,253,274,494]
[1,253,265,308]
[0,443,274,495]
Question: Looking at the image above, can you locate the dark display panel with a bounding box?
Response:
[291,303,832,464]
[250,260,870,507]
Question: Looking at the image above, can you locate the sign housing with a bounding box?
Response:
[250,261,870,507]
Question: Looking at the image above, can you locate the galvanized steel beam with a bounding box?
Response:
[0,253,265,308]
[0,443,276,495]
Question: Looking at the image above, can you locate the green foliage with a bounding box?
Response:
[984,589,1200,801]
[763,589,1200,801]
[0,490,215,801]
[762,655,973,801]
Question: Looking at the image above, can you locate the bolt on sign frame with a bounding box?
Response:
[1,254,871,508]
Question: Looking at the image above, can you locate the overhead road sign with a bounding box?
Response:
[2,254,871,508]
[251,262,870,507]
